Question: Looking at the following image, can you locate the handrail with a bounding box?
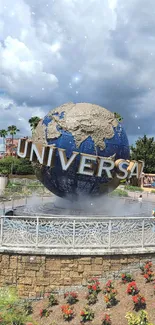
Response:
[0,214,151,219]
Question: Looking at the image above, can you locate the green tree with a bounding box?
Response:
[114,112,123,122]
[130,135,155,173]
[8,125,20,155]
[29,116,41,132]
[0,129,8,147]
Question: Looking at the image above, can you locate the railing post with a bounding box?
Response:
[0,217,3,247]
[12,198,14,210]
[108,220,112,249]
[142,219,145,248]
[36,217,39,248]
[73,220,75,249]
[2,202,5,216]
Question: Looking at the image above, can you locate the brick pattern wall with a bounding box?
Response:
[0,253,154,298]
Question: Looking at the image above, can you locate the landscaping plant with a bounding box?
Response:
[88,277,101,294]
[80,306,94,323]
[139,261,154,283]
[64,292,78,305]
[121,273,134,284]
[23,301,33,315]
[126,310,153,325]
[61,304,74,321]
[86,292,98,305]
[127,282,139,296]
[48,293,58,306]
[104,290,118,308]
[103,280,114,294]
[144,270,154,283]
[140,261,152,275]
[132,294,146,312]
[39,308,50,318]
[101,314,112,325]
[0,287,33,325]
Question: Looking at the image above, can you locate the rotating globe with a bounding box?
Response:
[32,102,130,198]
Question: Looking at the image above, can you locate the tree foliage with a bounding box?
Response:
[0,129,8,139]
[130,135,155,173]
[0,129,8,147]
[29,116,41,132]
[8,125,20,139]
[114,112,123,122]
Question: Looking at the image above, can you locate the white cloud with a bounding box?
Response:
[0,0,155,138]
[0,96,45,136]
[0,36,58,103]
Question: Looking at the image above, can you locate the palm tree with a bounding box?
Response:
[0,129,8,143]
[28,116,41,132]
[0,129,8,154]
[114,112,123,122]
[8,125,20,155]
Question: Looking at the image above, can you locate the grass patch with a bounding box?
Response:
[110,189,128,197]
[124,185,143,192]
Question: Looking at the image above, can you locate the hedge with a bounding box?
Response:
[0,157,34,175]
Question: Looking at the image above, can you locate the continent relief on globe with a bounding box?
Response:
[31,102,130,198]
[32,102,118,150]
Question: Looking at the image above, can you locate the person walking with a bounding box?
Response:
[138,194,143,208]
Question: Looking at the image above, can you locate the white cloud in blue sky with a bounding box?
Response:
[0,0,155,144]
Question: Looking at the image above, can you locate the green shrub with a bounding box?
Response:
[0,157,34,175]
[0,287,33,325]
[0,167,9,175]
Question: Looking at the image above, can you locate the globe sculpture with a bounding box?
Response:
[32,102,130,199]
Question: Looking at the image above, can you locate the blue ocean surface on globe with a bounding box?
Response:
[34,110,130,198]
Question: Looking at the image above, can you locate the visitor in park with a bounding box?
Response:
[138,194,143,207]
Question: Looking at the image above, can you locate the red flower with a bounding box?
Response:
[80,311,85,316]
[132,296,138,304]
[39,309,43,317]
[106,280,112,287]
[132,294,146,308]
[102,313,112,325]
[92,285,97,291]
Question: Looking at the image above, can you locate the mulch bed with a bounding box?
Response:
[30,269,155,325]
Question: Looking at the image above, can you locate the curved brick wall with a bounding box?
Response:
[0,253,155,298]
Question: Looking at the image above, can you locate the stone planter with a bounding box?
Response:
[0,175,8,196]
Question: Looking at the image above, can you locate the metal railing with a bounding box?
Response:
[0,215,155,251]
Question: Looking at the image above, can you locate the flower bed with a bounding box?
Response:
[1,263,155,325]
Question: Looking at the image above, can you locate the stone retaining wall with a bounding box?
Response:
[0,253,155,298]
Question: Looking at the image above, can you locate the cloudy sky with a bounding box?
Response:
[0,0,154,144]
